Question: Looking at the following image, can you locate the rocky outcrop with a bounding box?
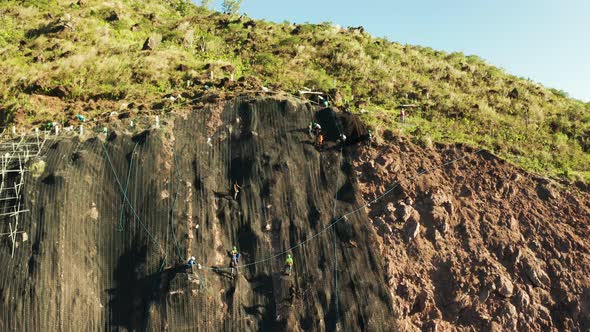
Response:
[496,275,514,298]
[142,34,161,50]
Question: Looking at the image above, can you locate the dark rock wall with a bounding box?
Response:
[0,97,392,331]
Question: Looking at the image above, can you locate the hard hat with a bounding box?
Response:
[191,256,195,260]
[287,254,292,258]
[233,246,237,250]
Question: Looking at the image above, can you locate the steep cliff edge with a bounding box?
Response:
[0,96,392,331]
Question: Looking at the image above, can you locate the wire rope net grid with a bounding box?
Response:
[0,137,54,330]
[6,98,488,330]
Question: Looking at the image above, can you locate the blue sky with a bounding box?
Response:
[202,1,589,101]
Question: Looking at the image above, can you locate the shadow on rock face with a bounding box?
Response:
[107,239,181,330]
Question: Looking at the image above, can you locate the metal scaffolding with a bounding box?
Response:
[0,132,46,257]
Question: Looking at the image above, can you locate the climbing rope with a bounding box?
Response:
[170,149,184,262]
[117,143,138,231]
[328,107,344,325]
[101,140,165,256]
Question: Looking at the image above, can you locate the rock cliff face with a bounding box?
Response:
[354,137,590,331]
[1,96,589,331]
[0,97,393,331]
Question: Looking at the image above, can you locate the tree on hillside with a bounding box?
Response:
[222,0,243,15]
[201,0,212,8]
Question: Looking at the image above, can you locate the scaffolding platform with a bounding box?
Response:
[0,133,47,257]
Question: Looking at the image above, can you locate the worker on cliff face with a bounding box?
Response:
[366,130,373,148]
[316,131,324,151]
[339,133,347,147]
[313,123,322,136]
[229,246,240,275]
[185,256,197,272]
[233,182,243,200]
[284,254,294,275]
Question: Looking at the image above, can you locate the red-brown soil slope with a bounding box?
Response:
[353,134,590,331]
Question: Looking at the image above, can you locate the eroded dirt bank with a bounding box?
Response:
[0,97,392,331]
[353,134,590,331]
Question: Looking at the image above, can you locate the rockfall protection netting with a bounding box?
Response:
[1,96,487,331]
[0,97,395,331]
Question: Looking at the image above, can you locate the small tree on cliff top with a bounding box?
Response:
[201,0,212,9]
[222,0,243,15]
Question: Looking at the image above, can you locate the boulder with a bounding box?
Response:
[508,216,519,231]
[372,217,392,236]
[513,287,530,309]
[536,184,556,200]
[496,275,514,298]
[396,203,418,223]
[523,258,550,288]
[105,11,119,22]
[405,220,420,241]
[478,287,491,303]
[508,87,519,99]
[142,34,161,51]
[498,302,518,330]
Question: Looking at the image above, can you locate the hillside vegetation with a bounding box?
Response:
[0,0,589,181]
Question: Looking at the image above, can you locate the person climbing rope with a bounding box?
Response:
[185,256,197,272]
[366,130,373,148]
[316,132,324,151]
[229,246,241,275]
[313,123,322,137]
[339,133,347,147]
[284,254,294,275]
[233,182,243,200]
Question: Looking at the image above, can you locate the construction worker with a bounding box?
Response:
[285,254,294,275]
[339,133,347,146]
[313,123,322,136]
[366,130,372,147]
[230,246,240,275]
[316,132,324,151]
[231,246,240,265]
[233,182,243,200]
[185,256,197,272]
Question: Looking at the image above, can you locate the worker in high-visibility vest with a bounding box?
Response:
[285,254,294,275]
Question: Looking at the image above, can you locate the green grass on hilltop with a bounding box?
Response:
[0,0,589,182]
